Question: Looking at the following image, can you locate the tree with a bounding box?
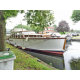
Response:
[71,10,80,23]
[13,24,32,31]
[70,29,74,32]
[53,24,57,31]
[56,20,70,33]
[24,10,55,33]
[0,10,24,51]
[69,57,80,70]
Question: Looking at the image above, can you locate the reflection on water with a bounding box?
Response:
[64,41,80,70]
[23,50,64,70]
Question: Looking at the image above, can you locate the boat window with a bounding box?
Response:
[39,35,41,37]
[46,32,49,33]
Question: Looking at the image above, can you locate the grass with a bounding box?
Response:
[6,43,56,70]
[72,35,80,39]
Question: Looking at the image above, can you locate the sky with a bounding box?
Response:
[6,13,27,29]
[6,10,80,30]
[54,10,80,30]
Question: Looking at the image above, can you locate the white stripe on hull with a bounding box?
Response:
[9,38,65,51]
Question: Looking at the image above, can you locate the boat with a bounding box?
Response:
[51,32,72,42]
[6,31,66,56]
[61,34,72,42]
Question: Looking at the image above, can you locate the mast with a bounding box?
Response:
[20,21,24,38]
[20,21,23,32]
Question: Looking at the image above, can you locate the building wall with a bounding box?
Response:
[39,27,54,34]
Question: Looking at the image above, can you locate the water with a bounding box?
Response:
[64,41,80,70]
[22,50,64,70]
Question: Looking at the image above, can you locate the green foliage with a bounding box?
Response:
[71,10,80,23]
[3,10,19,20]
[69,57,80,70]
[75,30,80,33]
[31,25,43,33]
[59,31,66,34]
[3,10,24,20]
[53,24,57,31]
[24,10,55,32]
[13,24,32,31]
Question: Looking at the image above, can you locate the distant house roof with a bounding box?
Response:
[44,27,54,28]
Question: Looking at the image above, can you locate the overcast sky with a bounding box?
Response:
[54,10,80,30]
[6,10,80,30]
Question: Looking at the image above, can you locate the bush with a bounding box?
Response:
[69,57,80,70]
[59,31,66,34]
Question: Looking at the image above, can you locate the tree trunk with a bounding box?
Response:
[0,10,6,52]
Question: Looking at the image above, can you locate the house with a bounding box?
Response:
[39,27,54,34]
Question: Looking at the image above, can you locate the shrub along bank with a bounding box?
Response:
[69,57,80,70]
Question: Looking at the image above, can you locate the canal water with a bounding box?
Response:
[23,50,64,70]
[64,41,80,70]
[21,41,80,70]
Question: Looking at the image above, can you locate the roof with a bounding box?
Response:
[44,27,54,28]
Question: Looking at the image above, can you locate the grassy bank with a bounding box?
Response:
[6,43,56,70]
[72,35,80,39]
